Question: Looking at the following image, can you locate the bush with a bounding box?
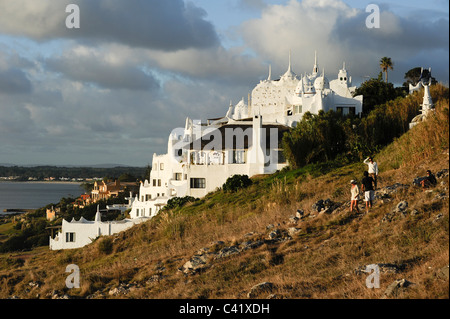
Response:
[164,196,198,211]
[97,237,113,254]
[222,175,252,193]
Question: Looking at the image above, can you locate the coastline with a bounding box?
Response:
[0,180,83,184]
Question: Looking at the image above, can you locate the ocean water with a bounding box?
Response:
[0,182,84,214]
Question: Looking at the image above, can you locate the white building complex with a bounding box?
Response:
[50,52,363,250]
[129,52,363,219]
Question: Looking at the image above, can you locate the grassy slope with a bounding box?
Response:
[0,86,448,299]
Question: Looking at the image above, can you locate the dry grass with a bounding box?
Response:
[0,87,448,300]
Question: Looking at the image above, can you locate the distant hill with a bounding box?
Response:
[0,165,147,181]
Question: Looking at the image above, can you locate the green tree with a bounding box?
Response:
[403,67,437,88]
[282,110,347,169]
[380,57,394,83]
[353,73,403,114]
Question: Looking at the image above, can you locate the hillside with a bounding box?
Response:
[0,87,448,302]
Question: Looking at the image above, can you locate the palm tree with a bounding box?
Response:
[380,57,394,83]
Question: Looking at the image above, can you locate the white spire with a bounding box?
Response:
[282,50,296,79]
[267,64,272,81]
[313,50,319,75]
[288,49,292,73]
[94,205,101,222]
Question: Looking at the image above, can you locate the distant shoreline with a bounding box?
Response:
[0,180,83,184]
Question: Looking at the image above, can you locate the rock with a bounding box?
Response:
[436,265,449,280]
[433,213,444,222]
[267,229,281,240]
[287,227,301,236]
[436,169,449,179]
[394,200,408,213]
[28,281,41,288]
[383,279,414,298]
[376,183,409,198]
[247,282,275,298]
[296,209,305,219]
[240,240,264,251]
[214,246,241,260]
[288,216,299,225]
[312,200,325,212]
[410,209,420,216]
[355,263,402,275]
[434,193,449,201]
[108,285,128,296]
[181,254,210,274]
[382,201,409,222]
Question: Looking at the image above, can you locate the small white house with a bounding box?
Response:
[49,205,148,250]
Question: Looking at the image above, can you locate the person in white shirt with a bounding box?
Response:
[363,156,379,189]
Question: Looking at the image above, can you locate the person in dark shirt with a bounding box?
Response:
[361,171,375,211]
[420,170,437,189]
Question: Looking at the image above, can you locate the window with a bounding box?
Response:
[190,178,206,189]
[66,232,75,243]
[136,209,139,217]
[146,194,152,201]
[160,163,164,170]
[232,150,246,164]
[153,179,156,187]
[158,179,161,187]
[174,173,182,181]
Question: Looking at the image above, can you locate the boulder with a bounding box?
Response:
[394,201,408,213]
[267,229,281,240]
[436,169,449,179]
[354,263,403,275]
[287,227,301,236]
[214,246,241,260]
[247,282,275,298]
[288,215,299,225]
[436,265,449,280]
[383,279,414,298]
[296,209,305,219]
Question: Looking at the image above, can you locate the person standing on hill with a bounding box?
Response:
[363,156,379,189]
[350,180,360,214]
[361,171,375,212]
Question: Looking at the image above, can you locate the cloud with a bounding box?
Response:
[0,67,32,94]
[239,0,449,84]
[0,0,219,51]
[44,45,160,91]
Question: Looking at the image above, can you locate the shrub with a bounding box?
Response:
[222,175,252,193]
[97,237,113,254]
[164,196,198,211]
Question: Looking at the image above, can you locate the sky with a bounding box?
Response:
[0,0,448,167]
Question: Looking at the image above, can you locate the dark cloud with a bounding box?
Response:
[332,10,449,53]
[0,0,219,51]
[0,68,32,94]
[45,52,160,91]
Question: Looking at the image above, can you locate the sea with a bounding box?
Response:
[0,181,84,215]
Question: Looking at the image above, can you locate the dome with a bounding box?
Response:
[314,76,329,90]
